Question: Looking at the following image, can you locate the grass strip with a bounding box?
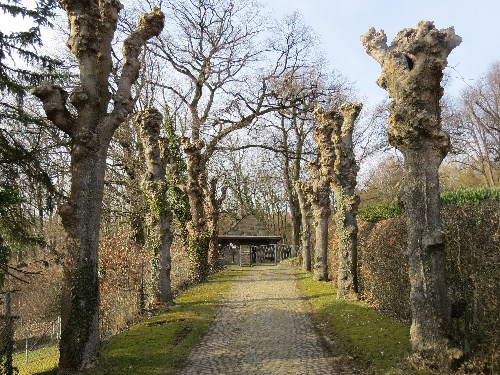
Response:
[84,267,245,375]
[13,345,59,375]
[296,271,431,374]
[15,267,244,375]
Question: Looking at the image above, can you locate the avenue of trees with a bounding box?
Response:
[0,0,499,373]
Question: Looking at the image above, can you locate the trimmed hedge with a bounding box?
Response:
[342,200,499,373]
[358,187,500,222]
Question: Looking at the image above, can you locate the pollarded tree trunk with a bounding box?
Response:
[136,108,174,307]
[295,182,312,272]
[304,161,330,281]
[361,21,462,360]
[314,103,363,299]
[205,177,227,272]
[281,112,303,254]
[179,138,210,282]
[32,3,164,372]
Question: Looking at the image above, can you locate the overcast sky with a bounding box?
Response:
[268,0,500,106]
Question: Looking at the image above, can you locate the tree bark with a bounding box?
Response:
[295,182,312,271]
[205,177,228,272]
[32,3,164,371]
[314,103,362,299]
[136,108,174,307]
[362,21,461,360]
[304,161,330,281]
[281,112,303,253]
[179,138,211,282]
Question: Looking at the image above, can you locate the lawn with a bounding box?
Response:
[13,345,59,375]
[295,270,432,374]
[13,267,245,375]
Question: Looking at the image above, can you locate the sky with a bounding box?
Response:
[268,0,500,106]
[4,0,499,107]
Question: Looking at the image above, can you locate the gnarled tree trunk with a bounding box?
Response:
[362,21,461,361]
[177,138,210,282]
[295,182,312,272]
[304,161,330,281]
[136,108,174,307]
[314,103,362,299]
[205,177,228,271]
[32,3,164,371]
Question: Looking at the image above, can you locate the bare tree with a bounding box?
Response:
[32,2,164,371]
[361,21,462,363]
[217,148,291,239]
[149,0,313,280]
[295,181,312,271]
[447,61,500,187]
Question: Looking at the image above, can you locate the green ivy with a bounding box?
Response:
[143,185,168,221]
[162,106,191,225]
[186,232,210,282]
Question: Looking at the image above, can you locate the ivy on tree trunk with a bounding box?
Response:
[136,107,174,307]
[314,103,362,299]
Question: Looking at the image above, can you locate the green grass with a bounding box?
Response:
[12,267,245,375]
[13,345,59,375]
[296,271,431,374]
[83,267,245,375]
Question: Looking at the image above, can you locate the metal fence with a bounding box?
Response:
[0,291,61,375]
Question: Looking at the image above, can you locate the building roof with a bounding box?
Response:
[218,215,282,245]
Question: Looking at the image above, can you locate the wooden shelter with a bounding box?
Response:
[218,215,282,266]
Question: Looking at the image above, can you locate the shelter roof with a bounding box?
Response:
[218,215,282,245]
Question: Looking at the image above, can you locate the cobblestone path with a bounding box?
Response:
[178,265,360,375]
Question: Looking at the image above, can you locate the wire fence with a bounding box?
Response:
[0,291,57,375]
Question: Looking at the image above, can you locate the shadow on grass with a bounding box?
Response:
[296,270,420,374]
[76,267,242,375]
[35,370,58,375]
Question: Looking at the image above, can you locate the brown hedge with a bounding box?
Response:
[329,200,499,365]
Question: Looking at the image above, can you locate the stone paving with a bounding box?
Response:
[178,265,361,375]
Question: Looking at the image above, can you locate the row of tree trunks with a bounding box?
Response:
[313,103,362,299]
